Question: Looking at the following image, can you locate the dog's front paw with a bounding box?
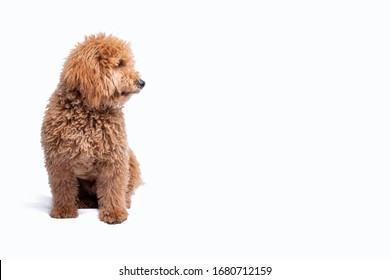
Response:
[99,207,128,224]
[50,206,78,219]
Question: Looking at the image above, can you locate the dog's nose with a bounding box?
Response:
[137,79,145,89]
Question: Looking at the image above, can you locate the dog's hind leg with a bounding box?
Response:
[126,148,142,209]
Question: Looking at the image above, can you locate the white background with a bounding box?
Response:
[0,0,390,261]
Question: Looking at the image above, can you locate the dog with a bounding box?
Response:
[41,34,144,224]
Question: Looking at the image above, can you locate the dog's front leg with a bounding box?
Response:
[49,165,79,219]
[96,162,129,224]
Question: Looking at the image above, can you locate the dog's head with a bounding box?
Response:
[60,33,145,108]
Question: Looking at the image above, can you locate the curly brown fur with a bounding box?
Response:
[41,34,144,224]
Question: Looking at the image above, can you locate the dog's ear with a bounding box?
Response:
[61,54,115,107]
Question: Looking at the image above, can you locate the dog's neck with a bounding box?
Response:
[58,89,124,113]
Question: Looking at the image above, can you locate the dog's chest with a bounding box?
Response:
[73,158,99,179]
[60,109,126,160]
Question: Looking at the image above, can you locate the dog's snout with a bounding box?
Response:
[137,79,145,89]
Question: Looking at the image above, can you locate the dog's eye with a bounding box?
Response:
[117,59,126,68]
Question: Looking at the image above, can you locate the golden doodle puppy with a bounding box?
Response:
[41,34,145,224]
